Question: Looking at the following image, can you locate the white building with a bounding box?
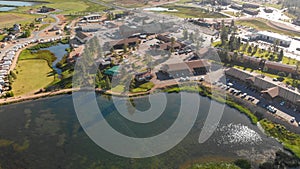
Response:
[83,14,102,23]
[257,31,292,47]
[80,24,103,32]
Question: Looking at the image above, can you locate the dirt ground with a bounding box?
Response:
[0,14,22,23]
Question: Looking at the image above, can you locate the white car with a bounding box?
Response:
[179,77,186,82]
[267,105,277,113]
[227,82,233,87]
[199,76,205,81]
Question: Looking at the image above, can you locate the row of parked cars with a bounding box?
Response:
[265,105,277,113]
[214,81,257,103]
[0,50,16,93]
[176,48,193,55]
[178,76,205,82]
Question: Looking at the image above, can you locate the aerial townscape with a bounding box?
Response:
[1,0,300,168]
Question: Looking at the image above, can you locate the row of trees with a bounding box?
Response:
[218,19,285,62]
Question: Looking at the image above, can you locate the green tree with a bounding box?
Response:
[253,45,258,55]
[273,39,279,53]
[233,51,238,61]
[105,76,111,89]
[183,29,188,40]
[9,71,17,79]
[247,46,252,54]
[278,49,284,61]
[296,61,300,73]
[278,72,286,77]
[220,26,228,46]
[230,19,235,27]
[123,44,128,53]
[189,32,194,42]
[195,29,200,40]
[21,30,31,38]
[170,37,176,52]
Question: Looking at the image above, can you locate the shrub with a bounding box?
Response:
[278,72,286,77]
[234,159,251,169]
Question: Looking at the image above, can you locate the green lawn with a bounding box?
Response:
[19,49,56,66]
[236,19,300,37]
[131,82,154,93]
[0,34,6,41]
[12,60,54,96]
[282,56,298,65]
[164,85,203,93]
[159,5,229,18]
[111,85,125,93]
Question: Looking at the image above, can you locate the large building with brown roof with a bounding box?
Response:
[111,37,140,49]
[75,31,90,44]
[161,60,211,78]
[264,61,297,75]
[226,68,300,106]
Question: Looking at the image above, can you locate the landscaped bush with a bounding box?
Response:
[234,159,251,169]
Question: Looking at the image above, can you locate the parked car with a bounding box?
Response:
[236,90,242,95]
[290,118,295,123]
[199,76,205,81]
[266,105,277,113]
[227,82,233,87]
[280,101,285,106]
[241,93,247,98]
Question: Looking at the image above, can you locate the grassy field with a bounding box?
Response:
[0,0,109,28]
[12,0,110,15]
[131,82,154,93]
[12,60,54,96]
[111,85,125,93]
[159,5,229,18]
[0,12,38,28]
[236,19,300,37]
[0,34,6,41]
[19,49,57,66]
[282,56,298,65]
[260,119,300,158]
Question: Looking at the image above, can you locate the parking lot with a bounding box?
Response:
[214,77,300,127]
